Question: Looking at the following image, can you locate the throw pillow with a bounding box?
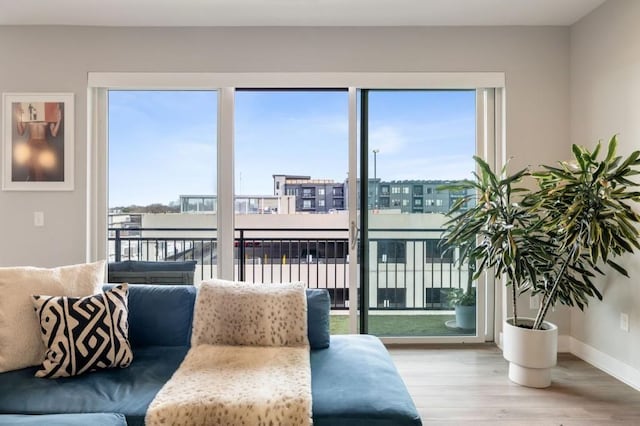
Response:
[305,289,331,349]
[0,260,106,373]
[192,279,309,348]
[32,284,133,378]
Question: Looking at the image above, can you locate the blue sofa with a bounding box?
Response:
[0,284,422,426]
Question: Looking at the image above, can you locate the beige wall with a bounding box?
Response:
[0,25,571,331]
[570,0,640,370]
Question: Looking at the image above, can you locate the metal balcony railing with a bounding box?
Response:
[108,227,472,310]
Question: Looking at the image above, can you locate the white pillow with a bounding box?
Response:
[192,279,308,348]
[0,260,106,373]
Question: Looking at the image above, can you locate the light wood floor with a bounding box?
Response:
[388,344,640,425]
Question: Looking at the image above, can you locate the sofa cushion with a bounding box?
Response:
[103,284,197,348]
[311,335,422,426]
[306,289,330,349]
[0,261,106,373]
[0,413,127,425]
[32,284,132,378]
[0,346,188,426]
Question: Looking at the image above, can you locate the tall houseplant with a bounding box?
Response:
[441,136,640,386]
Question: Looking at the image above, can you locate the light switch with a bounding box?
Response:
[34,211,44,227]
[621,313,629,332]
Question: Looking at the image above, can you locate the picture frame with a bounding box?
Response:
[2,92,74,191]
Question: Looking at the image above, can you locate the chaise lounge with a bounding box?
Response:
[0,284,422,426]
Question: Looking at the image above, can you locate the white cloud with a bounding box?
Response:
[384,154,475,181]
[369,125,407,154]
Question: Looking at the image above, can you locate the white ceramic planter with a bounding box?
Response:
[502,317,558,388]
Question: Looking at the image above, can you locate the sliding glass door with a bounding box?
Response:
[98,74,500,343]
[358,89,481,339]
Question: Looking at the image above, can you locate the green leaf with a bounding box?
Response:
[592,162,606,181]
[605,135,618,163]
[607,260,629,277]
[572,144,585,169]
[591,141,602,161]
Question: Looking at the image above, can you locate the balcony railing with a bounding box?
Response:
[108,227,471,310]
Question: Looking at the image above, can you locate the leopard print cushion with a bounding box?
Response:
[191,279,309,348]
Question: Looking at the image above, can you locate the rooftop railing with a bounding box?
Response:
[108,227,472,310]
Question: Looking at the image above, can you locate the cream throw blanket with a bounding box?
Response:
[146,345,311,425]
[146,280,312,426]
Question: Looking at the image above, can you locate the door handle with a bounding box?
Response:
[350,220,358,250]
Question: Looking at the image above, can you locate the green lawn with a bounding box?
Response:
[329,314,475,336]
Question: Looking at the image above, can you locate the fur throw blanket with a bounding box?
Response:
[146,280,312,426]
[146,344,312,426]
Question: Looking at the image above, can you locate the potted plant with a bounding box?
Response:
[446,286,476,330]
[441,136,640,387]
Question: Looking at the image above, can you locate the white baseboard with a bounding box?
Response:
[569,337,640,392]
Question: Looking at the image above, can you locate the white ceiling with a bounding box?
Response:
[0,0,606,27]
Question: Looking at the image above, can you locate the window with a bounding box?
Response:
[377,288,406,308]
[333,199,344,208]
[108,90,217,267]
[318,188,325,196]
[413,198,423,206]
[377,240,406,263]
[286,188,298,196]
[328,288,350,308]
[413,185,423,195]
[425,239,453,263]
[332,187,344,197]
[436,199,443,207]
[302,199,315,210]
[402,199,409,207]
[402,186,410,194]
[425,288,453,309]
[302,188,315,198]
[391,186,401,194]
[100,76,492,340]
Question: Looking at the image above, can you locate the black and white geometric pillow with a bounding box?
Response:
[32,283,133,378]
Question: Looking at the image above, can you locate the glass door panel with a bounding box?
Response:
[361,89,478,337]
[107,90,218,284]
[233,90,350,333]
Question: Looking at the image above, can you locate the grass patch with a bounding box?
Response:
[329,314,475,336]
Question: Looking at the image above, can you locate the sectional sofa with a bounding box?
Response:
[0,284,422,425]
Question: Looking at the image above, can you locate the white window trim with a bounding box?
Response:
[87,71,505,343]
[88,72,504,90]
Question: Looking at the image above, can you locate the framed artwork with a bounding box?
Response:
[2,93,74,191]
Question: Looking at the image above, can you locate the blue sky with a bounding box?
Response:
[109,90,475,207]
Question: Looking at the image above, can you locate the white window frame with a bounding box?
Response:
[87,72,505,343]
